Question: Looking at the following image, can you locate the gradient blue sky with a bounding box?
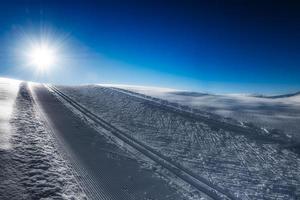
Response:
[0,0,299,94]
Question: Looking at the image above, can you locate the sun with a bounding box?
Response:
[28,43,57,71]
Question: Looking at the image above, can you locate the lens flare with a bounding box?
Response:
[28,42,56,71]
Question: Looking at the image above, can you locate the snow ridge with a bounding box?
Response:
[0,83,86,200]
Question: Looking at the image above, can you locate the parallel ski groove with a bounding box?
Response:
[47,85,237,200]
[30,85,112,200]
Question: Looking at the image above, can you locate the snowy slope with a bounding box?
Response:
[1,79,191,200]
[58,84,300,199]
[2,78,299,199]
[104,84,300,141]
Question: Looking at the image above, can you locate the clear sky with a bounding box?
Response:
[0,0,299,94]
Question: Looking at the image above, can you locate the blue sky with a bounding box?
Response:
[0,0,299,94]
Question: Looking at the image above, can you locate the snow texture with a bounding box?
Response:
[0,78,20,150]
[104,84,300,142]
[0,81,86,200]
[58,84,300,200]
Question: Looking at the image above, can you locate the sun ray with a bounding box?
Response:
[28,42,56,71]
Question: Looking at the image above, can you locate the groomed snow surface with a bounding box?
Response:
[59,84,300,199]
[1,78,300,200]
[0,79,86,199]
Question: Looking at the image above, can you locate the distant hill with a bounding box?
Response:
[252,91,300,99]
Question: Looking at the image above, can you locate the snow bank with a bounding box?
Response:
[0,78,20,150]
[0,80,86,200]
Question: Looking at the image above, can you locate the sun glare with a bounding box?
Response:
[28,43,57,71]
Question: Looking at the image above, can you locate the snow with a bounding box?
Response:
[0,78,20,150]
[48,85,206,200]
[58,84,300,199]
[104,84,300,141]
[1,78,299,199]
[0,79,86,199]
